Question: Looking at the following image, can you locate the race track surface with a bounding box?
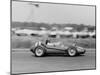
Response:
[11,49,96,74]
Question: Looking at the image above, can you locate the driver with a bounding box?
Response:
[45,38,61,46]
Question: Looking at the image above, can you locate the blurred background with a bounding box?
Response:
[11,1,96,49]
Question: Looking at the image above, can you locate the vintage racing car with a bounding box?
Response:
[30,39,86,57]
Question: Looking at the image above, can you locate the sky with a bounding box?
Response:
[12,1,95,25]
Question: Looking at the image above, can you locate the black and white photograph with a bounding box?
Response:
[11,0,96,74]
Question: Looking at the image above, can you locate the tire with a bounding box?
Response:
[67,47,77,57]
[34,46,46,57]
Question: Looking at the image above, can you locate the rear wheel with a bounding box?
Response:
[34,47,46,57]
[67,47,77,57]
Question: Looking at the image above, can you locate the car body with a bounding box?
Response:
[30,39,86,57]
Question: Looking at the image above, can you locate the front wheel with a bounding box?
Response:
[67,47,77,57]
[34,47,46,57]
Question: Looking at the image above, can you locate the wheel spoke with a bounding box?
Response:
[35,48,43,56]
[68,48,76,56]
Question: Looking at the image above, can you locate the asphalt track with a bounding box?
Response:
[12,49,96,74]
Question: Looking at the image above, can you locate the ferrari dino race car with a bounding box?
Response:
[30,39,86,57]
